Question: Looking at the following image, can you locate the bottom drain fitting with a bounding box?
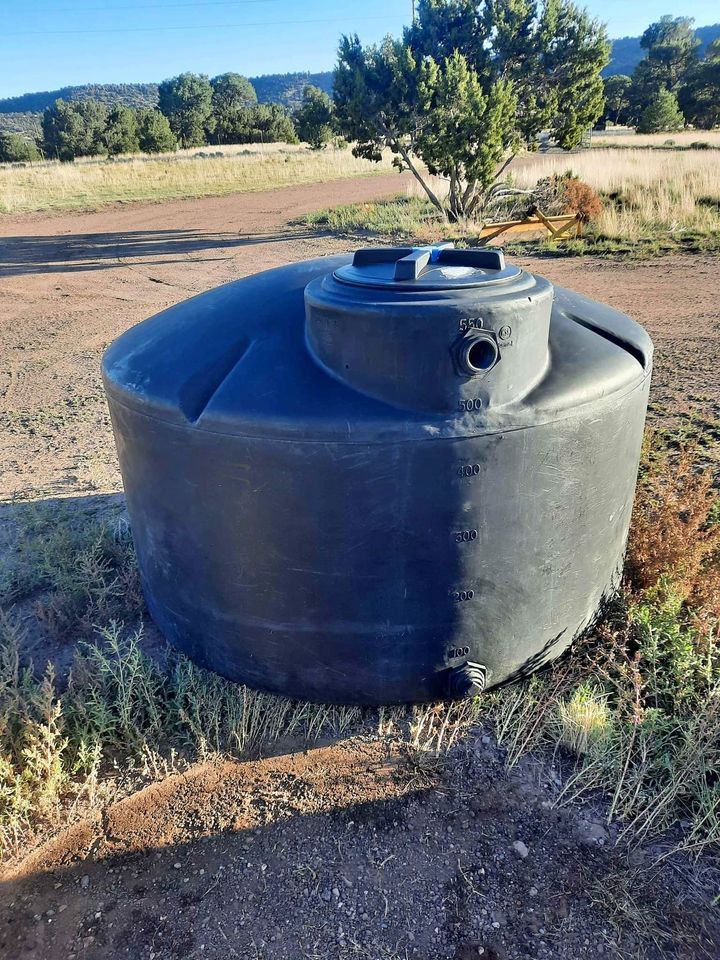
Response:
[448,661,487,698]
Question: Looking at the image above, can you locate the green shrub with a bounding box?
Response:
[0,132,40,163]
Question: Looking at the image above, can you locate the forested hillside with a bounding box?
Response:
[605,22,720,75]
[0,72,334,119]
[249,71,333,107]
[0,83,159,114]
[0,113,42,137]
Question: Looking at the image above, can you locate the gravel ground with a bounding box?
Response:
[2,733,718,960]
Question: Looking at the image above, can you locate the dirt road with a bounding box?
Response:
[1,177,719,500]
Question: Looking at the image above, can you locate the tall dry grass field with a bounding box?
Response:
[512,148,720,239]
[592,130,720,148]
[0,143,392,215]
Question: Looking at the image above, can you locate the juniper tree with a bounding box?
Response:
[158,73,213,148]
[334,0,609,221]
[104,105,139,156]
[136,108,177,154]
[295,85,335,149]
[210,73,257,144]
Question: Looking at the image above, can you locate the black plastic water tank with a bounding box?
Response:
[103,245,652,704]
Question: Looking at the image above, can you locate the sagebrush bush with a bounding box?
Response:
[562,178,602,222]
[626,445,720,627]
[0,504,143,639]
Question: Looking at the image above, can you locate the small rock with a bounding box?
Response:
[173,862,181,869]
[554,896,569,920]
[80,876,90,891]
[582,821,609,845]
[511,840,529,859]
[321,889,332,902]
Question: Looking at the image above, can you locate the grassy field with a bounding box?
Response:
[0,143,392,215]
[592,129,720,149]
[512,148,720,242]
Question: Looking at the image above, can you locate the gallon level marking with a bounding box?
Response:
[447,645,470,660]
[457,464,481,478]
[451,589,475,602]
[459,317,484,332]
[454,529,478,543]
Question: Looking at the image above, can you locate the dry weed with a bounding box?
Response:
[627,444,720,625]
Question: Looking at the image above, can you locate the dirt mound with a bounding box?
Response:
[5,740,403,881]
[2,734,717,960]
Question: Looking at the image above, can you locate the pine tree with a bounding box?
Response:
[334,1,609,222]
[636,88,685,133]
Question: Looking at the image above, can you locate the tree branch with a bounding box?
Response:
[492,152,517,184]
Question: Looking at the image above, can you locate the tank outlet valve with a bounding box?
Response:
[458,332,499,377]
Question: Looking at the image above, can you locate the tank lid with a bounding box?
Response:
[333,244,522,290]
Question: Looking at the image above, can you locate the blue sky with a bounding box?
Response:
[0,1,718,99]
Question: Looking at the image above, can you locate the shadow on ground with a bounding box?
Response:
[0,229,321,277]
[2,735,691,960]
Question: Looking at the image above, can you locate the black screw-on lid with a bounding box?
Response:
[333,244,522,290]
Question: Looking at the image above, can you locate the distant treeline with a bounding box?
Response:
[601,17,720,131]
[0,73,338,163]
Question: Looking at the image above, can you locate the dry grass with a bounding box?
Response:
[510,148,720,239]
[0,143,393,215]
[592,130,720,149]
[351,145,720,247]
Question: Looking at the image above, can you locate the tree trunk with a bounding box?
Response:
[397,143,447,219]
[377,120,447,219]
